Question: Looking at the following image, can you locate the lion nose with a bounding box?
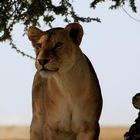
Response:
[38,58,50,66]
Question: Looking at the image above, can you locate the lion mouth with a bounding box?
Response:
[36,64,59,73]
[40,67,59,72]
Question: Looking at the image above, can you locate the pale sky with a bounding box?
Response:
[0,0,140,126]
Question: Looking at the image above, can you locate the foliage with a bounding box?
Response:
[0,0,137,58]
[90,0,137,12]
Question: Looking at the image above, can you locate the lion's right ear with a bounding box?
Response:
[28,26,45,47]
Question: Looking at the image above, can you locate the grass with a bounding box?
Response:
[0,126,129,140]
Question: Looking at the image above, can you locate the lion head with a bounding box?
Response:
[28,23,83,76]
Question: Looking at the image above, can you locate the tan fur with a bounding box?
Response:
[28,23,102,140]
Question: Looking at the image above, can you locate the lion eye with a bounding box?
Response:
[36,43,42,49]
[54,42,63,49]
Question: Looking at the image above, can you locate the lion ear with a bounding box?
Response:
[28,26,45,47]
[65,23,83,46]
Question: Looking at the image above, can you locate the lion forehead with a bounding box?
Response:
[39,28,68,44]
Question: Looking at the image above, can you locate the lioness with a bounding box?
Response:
[28,23,102,140]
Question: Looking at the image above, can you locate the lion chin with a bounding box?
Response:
[39,68,59,77]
